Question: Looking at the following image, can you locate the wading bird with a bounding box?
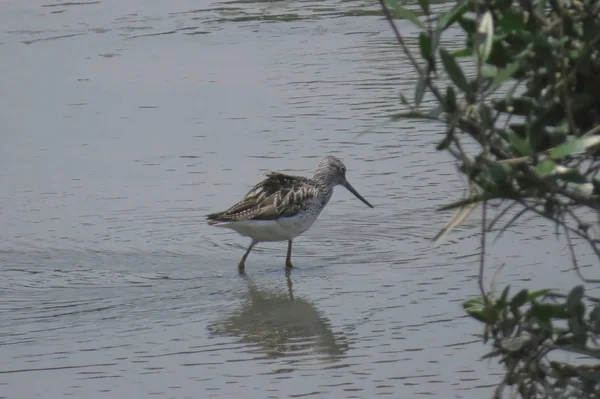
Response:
[207,156,373,273]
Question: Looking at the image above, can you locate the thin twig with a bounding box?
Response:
[552,344,600,360]
[581,122,600,139]
[488,200,518,231]
[432,202,478,246]
[517,199,600,283]
[522,164,599,210]
[377,0,444,104]
[558,8,577,137]
[563,218,589,282]
[489,262,507,294]
[493,206,529,244]
[563,204,592,232]
[480,200,488,298]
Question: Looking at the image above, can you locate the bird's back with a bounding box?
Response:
[206,172,319,224]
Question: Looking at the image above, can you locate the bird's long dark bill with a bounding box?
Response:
[343,181,374,208]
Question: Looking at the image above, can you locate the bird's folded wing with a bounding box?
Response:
[207,172,317,222]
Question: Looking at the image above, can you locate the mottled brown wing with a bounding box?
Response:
[253,174,319,219]
[206,172,317,223]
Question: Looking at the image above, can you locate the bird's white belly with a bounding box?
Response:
[216,211,321,242]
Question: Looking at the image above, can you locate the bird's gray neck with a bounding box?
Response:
[315,182,334,206]
[313,169,337,205]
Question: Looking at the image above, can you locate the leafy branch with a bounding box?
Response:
[376,0,600,396]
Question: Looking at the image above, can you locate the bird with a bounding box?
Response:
[206,156,374,273]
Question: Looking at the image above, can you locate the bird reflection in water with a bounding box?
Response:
[208,271,348,360]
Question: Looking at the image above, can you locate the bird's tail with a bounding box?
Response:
[206,212,225,225]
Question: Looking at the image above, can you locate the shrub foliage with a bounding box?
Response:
[378,0,600,396]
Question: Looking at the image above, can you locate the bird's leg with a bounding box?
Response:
[286,268,294,300]
[238,240,257,275]
[285,240,294,269]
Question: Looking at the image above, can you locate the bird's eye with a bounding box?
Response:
[340,167,346,174]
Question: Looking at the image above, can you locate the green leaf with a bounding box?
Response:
[452,48,473,58]
[550,137,600,160]
[516,31,554,49]
[498,285,510,307]
[535,0,546,17]
[481,65,498,79]
[465,308,493,323]
[547,120,570,135]
[535,160,556,177]
[500,335,531,352]
[496,10,526,33]
[593,179,600,195]
[510,292,526,319]
[419,32,432,60]
[463,297,485,309]
[386,0,425,29]
[437,0,469,31]
[566,285,584,312]
[511,289,528,309]
[568,49,583,60]
[487,163,512,183]
[431,27,442,56]
[527,289,552,301]
[569,316,587,345]
[532,303,570,321]
[400,93,409,106]
[487,41,511,68]
[436,128,454,150]
[475,11,494,64]
[556,169,587,184]
[571,93,595,111]
[426,104,443,118]
[528,127,546,154]
[439,48,469,93]
[509,123,526,138]
[415,74,426,107]
[479,102,493,129]
[457,16,476,34]
[583,16,596,43]
[487,61,520,94]
[417,0,429,15]
[501,318,516,337]
[495,97,536,116]
[532,108,564,134]
[445,86,456,113]
[507,131,533,156]
[590,304,600,330]
[531,304,561,322]
[463,298,496,324]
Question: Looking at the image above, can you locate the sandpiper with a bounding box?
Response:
[206,156,374,273]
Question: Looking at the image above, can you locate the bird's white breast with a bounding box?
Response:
[214,198,325,242]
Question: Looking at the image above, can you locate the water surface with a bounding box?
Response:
[1,0,596,398]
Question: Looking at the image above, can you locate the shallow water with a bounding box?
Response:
[1,0,598,398]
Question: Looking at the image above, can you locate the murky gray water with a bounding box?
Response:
[2,1,598,398]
